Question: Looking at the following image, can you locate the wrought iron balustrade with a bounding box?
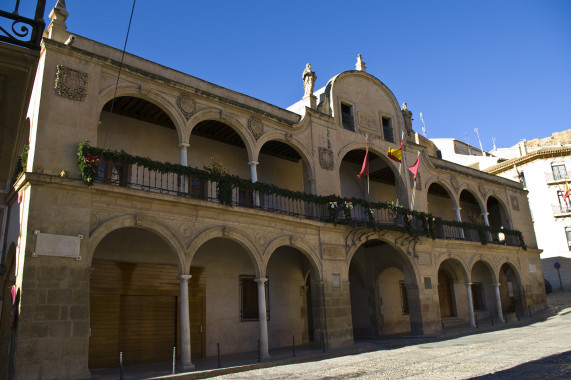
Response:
[552,204,571,215]
[80,145,526,250]
[545,171,571,183]
[0,0,46,49]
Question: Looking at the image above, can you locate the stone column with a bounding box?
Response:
[179,143,190,193]
[249,161,260,206]
[482,212,492,241]
[494,283,505,323]
[255,277,270,359]
[179,143,190,166]
[465,282,476,328]
[177,274,194,370]
[454,207,465,239]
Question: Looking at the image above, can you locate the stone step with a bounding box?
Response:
[441,317,470,329]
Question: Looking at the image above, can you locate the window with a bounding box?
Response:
[239,275,269,321]
[399,280,409,315]
[341,103,354,131]
[552,163,567,181]
[471,283,486,311]
[190,178,206,198]
[96,161,129,186]
[566,227,571,251]
[382,117,394,143]
[557,190,571,213]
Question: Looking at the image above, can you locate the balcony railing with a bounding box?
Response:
[545,171,571,183]
[77,142,527,250]
[0,1,46,50]
[552,204,571,216]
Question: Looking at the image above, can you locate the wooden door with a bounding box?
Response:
[438,270,454,318]
[190,296,204,357]
[88,294,120,368]
[119,295,177,366]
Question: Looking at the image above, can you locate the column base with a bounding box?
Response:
[177,362,195,372]
[260,353,271,360]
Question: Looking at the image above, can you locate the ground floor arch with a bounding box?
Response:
[349,239,421,338]
[499,263,527,318]
[88,227,199,369]
[437,258,471,325]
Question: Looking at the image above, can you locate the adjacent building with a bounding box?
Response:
[0,3,545,379]
[486,133,571,291]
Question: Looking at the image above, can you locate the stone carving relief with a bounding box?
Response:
[178,223,194,238]
[255,232,266,247]
[318,147,334,171]
[510,195,520,211]
[358,113,376,130]
[248,117,264,140]
[139,84,152,96]
[54,64,88,101]
[177,94,196,120]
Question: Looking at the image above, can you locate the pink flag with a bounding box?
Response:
[408,153,420,181]
[357,142,369,179]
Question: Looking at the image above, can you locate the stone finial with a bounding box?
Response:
[48,0,69,40]
[401,102,408,111]
[356,54,366,72]
[302,63,316,98]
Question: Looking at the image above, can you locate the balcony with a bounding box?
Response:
[545,171,571,184]
[552,204,571,217]
[76,143,527,250]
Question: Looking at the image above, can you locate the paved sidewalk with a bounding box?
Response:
[91,290,571,380]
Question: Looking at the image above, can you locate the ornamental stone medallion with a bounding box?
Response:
[450,176,459,194]
[358,113,376,130]
[177,94,196,120]
[318,147,334,171]
[54,65,88,101]
[248,117,264,140]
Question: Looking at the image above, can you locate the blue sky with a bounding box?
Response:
[31,1,571,150]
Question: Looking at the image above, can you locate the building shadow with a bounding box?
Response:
[471,350,571,379]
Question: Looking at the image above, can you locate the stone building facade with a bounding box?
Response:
[0,3,545,379]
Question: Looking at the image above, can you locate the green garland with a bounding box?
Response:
[77,142,526,250]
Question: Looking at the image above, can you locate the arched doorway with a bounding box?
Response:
[470,261,498,323]
[349,239,420,338]
[265,246,319,347]
[499,263,526,319]
[89,227,194,369]
[190,237,259,357]
[437,259,469,327]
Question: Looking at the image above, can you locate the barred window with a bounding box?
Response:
[382,117,394,143]
[239,275,269,321]
[341,103,354,131]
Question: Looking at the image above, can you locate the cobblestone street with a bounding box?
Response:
[209,291,571,380]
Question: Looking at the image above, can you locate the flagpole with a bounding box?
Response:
[396,131,404,206]
[410,151,420,210]
[366,134,370,203]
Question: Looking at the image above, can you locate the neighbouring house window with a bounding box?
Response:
[566,227,571,251]
[239,275,269,321]
[399,280,409,315]
[382,117,394,143]
[552,163,567,181]
[471,283,486,311]
[96,161,129,186]
[341,103,354,131]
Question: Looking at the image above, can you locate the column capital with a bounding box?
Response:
[255,277,268,284]
[493,283,501,287]
[248,161,259,166]
[177,274,192,281]
[179,143,190,149]
[465,282,473,286]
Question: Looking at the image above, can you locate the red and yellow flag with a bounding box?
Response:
[387,136,403,163]
[357,141,369,179]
